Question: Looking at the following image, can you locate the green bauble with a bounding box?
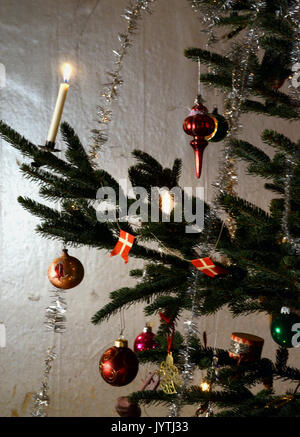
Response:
[271,310,300,348]
[207,108,229,143]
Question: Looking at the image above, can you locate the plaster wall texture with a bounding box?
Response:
[0,0,299,417]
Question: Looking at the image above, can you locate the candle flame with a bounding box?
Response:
[160,190,175,215]
[62,63,72,83]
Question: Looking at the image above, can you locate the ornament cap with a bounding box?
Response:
[114,338,128,348]
[194,94,205,105]
[143,323,152,333]
[165,352,174,366]
[189,103,208,116]
[62,248,69,257]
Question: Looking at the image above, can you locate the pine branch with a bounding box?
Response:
[262,130,299,156]
[220,194,272,226]
[17,196,62,221]
[184,48,233,70]
[91,276,187,325]
[232,139,271,166]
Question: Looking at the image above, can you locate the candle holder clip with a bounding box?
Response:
[31,141,61,168]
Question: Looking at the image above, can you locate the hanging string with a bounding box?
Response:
[213,311,219,353]
[197,57,201,96]
[119,308,126,337]
[159,312,175,354]
[213,88,217,109]
[212,221,225,254]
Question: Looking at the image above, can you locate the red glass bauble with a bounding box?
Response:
[99,338,139,387]
[48,249,84,289]
[183,103,216,178]
[134,325,157,352]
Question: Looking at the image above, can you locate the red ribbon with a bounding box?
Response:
[159,312,175,354]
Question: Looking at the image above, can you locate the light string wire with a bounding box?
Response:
[119,307,126,337]
[198,57,201,96]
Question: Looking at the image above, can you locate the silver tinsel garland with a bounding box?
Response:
[31,288,68,417]
[187,0,221,44]
[90,0,156,163]
[282,156,300,254]
[32,347,56,417]
[45,289,67,333]
[168,271,200,417]
[287,1,300,97]
[213,3,266,236]
[189,1,266,236]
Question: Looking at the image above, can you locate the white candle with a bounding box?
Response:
[46,63,72,144]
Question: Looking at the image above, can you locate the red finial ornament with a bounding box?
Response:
[183,100,216,178]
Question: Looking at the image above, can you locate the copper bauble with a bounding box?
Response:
[99,338,139,387]
[183,102,216,178]
[47,249,84,289]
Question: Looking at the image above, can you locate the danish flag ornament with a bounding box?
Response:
[191,257,228,278]
[110,230,135,264]
[54,262,68,280]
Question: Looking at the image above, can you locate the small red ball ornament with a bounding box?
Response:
[134,324,157,352]
[99,338,139,387]
[48,248,84,289]
[183,101,216,178]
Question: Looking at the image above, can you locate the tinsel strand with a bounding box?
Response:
[31,346,56,417]
[89,0,156,164]
[187,0,221,44]
[282,156,300,253]
[213,2,266,237]
[189,0,266,237]
[31,288,68,417]
[169,271,200,417]
[287,1,300,97]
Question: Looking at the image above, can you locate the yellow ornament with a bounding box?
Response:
[159,353,183,395]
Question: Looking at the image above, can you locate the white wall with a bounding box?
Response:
[0,0,299,417]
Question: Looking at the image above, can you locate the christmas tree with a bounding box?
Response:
[1,0,300,417]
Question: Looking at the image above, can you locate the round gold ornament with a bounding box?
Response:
[47,249,84,289]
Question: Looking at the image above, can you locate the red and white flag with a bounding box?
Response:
[110,230,135,264]
[53,262,69,281]
[191,257,228,278]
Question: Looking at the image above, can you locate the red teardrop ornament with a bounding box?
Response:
[183,103,216,178]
